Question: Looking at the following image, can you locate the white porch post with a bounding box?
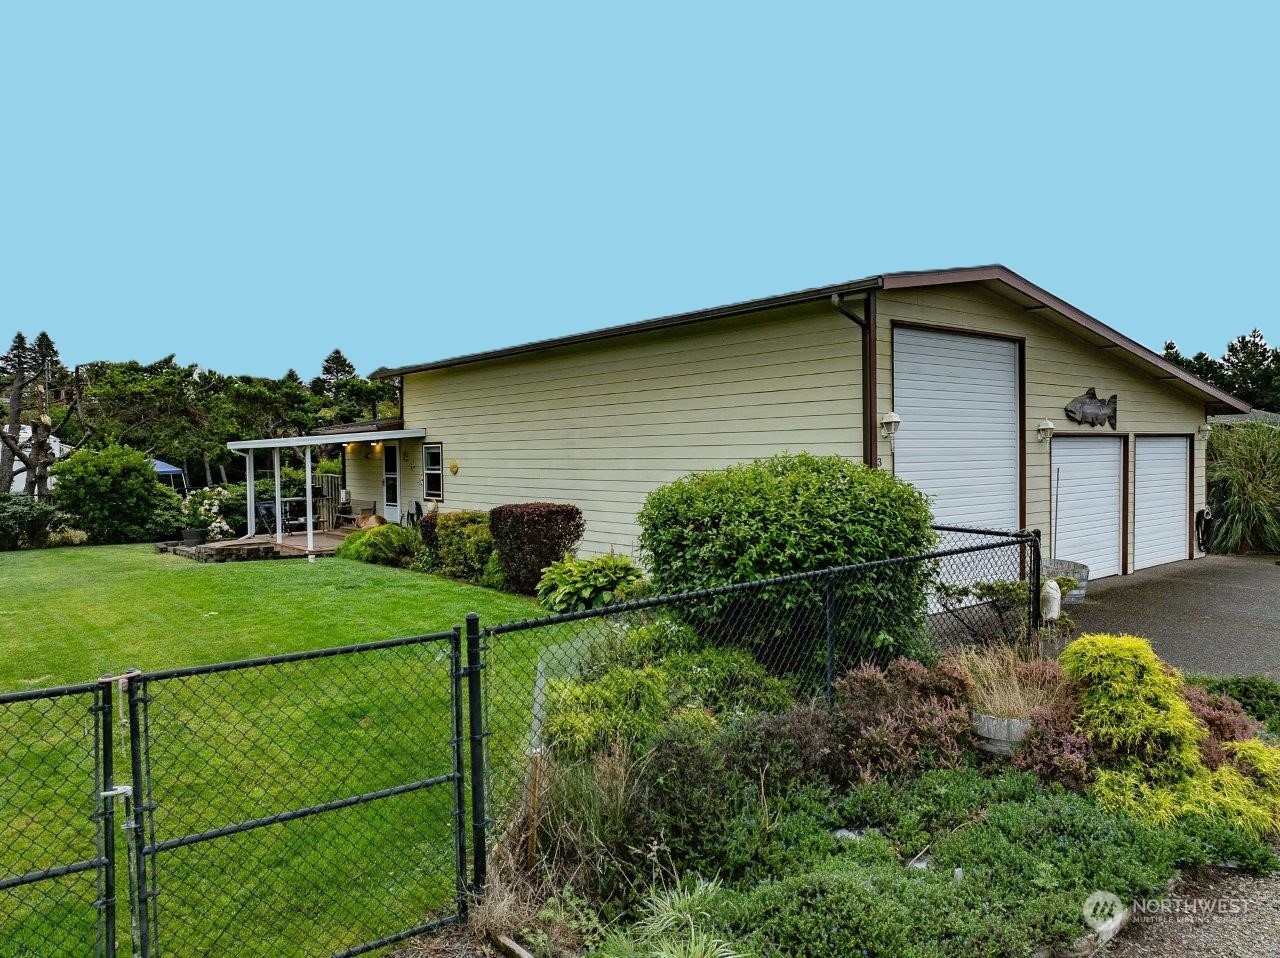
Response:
[272,447,283,544]
[304,447,315,554]
[244,452,256,537]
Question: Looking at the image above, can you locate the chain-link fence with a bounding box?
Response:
[129,631,469,958]
[479,528,1040,859]
[1,525,1039,955]
[0,682,111,958]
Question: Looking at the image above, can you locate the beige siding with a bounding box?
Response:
[875,286,1207,567]
[400,303,863,556]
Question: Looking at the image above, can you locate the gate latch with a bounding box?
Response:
[101,785,133,800]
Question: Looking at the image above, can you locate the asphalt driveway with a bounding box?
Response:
[1069,555,1280,678]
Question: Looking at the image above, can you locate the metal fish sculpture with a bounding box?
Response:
[1064,388,1118,429]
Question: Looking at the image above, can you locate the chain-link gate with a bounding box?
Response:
[0,681,115,958]
[120,629,470,958]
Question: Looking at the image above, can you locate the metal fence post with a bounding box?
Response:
[824,572,836,707]
[125,676,151,958]
[449,627,468,919]
[1028,531,1042,633]
[465,613,487,892]
[96,678,116,958]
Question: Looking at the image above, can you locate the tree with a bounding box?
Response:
[309,349,357,400]
[0,331,87,497]
[1164,331,1279,411]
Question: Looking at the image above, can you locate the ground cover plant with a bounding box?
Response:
[0,544,542,955]
[487,620,1280,958]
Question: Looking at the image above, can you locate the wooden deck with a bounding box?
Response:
[161,528,357,562]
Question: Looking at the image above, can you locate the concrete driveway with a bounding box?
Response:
[1068,555,1280,678]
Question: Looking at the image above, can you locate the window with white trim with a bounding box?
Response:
[422,443,444,500]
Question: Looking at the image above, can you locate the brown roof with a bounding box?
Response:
[375,265,1248,414]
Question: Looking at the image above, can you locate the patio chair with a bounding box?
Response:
[256,502,306,536]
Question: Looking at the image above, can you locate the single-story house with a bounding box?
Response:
[235,266,1249,578]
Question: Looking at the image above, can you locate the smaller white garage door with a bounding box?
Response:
[1051,437,1123,579]
[1134,437,1190,570]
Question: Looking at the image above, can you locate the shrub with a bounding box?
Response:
[537,553,646,613]
[1062,634,1280,857]
[489,502,586,594]
[1189,673,1280,736]
[47,527,89,548]
[1059,633,1203,774]
[180,487,235,540]
[436,511,493,581]
[637,453,936,670]
[1207,422,1280,553]
[334,523,421,567]
[1181,683,1261,768]
[0,494,62,550]
[50,444,184,544]
[825,658,973,784]
[544,667,677,760]
[1010,681,1095,792]
[418,510,439,553]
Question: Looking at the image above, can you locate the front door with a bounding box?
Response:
[383,443,400,523]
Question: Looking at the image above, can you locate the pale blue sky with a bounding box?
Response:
[2,3,1275,378]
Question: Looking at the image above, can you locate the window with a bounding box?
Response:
[422,443,444,500]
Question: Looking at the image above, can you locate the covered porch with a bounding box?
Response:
[225,426,427,554]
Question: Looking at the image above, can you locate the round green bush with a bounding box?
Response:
[334,523,421,567]
[636,453,936,672]
[50,444,184,544]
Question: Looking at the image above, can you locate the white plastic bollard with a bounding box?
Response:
[1040,578,1061,623]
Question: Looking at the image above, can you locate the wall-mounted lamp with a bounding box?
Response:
[879,411,902,440]
[1037,419,1056,442]
[1196,423,1212,441]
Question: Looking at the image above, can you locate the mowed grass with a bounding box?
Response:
[0,546,547,957]
[0,544,539,691]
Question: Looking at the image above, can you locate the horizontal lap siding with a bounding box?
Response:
[401,303,862,556]
[877,286,1207,566]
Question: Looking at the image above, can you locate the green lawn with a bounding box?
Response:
[0,544,539,691]
[0,546,546,957]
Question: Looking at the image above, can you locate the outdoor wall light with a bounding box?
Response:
[1037,419,1056,442]
[879,411,902,440]
[1197,423,1212,441]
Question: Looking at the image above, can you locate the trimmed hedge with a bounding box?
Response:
[637,452,936,670]
[436,511,493,581]
[488,502,585,594]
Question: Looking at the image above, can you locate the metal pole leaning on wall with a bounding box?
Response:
[1029,531,1042,632]
[465,614,488,892]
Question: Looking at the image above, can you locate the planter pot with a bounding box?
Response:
[971,712,1030,757]
[1044,559,1089,604]
[181,528,208,547]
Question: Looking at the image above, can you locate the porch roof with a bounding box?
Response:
[226,428,426,451]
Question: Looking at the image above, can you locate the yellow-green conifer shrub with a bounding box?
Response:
[1061,633,1280,841]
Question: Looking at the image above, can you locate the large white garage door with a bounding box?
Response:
[1051,437,1123,579]
[892,327,1020,529]
[1134,437,1190,570]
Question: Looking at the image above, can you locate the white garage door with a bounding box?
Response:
[1134,437,1190,570]
[1051,437,1123,579]
[892,327,1020,529]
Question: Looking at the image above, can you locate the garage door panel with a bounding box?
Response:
[893,327,1019,530]
[1134,437,1189,571]
[1052,437,1123,580]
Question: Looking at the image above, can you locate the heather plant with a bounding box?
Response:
[826,658,973,784]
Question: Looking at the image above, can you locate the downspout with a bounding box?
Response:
[831,292,879,468]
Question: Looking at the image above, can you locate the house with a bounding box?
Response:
[237,266,1248,578]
